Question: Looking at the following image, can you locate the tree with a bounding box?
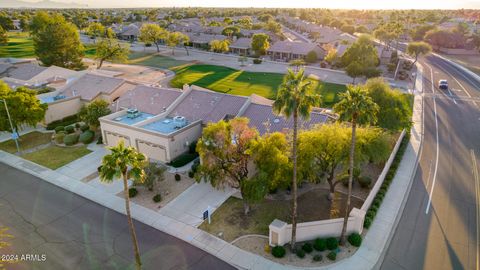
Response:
[0,82,47,133]
[0,13,13,31]
[0,26,7,46]
[410,24,436,41]
[29,11,52,36]
[305,51,318,63]
[324,48,338,65]
[166,31,189,55]
[195,118,260,214]
[32,14,84,69]
[364,78,412,131]
[78,99,111,130]
[289,59,305,72]
[342,35,379,69]
[264,20,282,34]
[406,41,432,67]
[209,39,230,53]
[273,68,321,251]
[86,22,105,43]
[258,13,274,22]
[139,24,167,52]
[333,85,379,245]
[221,26,240,38]
[99,141,147,270]
[142,162,166,193]
[251,33,270,56]
[95,38,130,69]
[345,61,363,84]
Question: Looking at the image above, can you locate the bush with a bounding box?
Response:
[191,159,200,173]
[348,233,362,247]
[46,114,79,130]
[128,188,138,198]
[253,58,262,64]
[54,126,65,133]
[168,153,198,168]
[55,132,65,144]
[188,171,194,178]
[313,254,322,262]
[305,50,318,63]
[97,136,103,144]
[327,251,337,261]
[75,123,81,128]
[152,194,162,202]
[80,124,89,132]
[296,249,305,258]
[364,217,373,228]
[326,237,338,250]
[175,174,181,181]
[79,130,95,144]
[189,140,198,154]
[366,209,376,219]
[358,176,372,188]
[63,134,79,146]
[313,238,326,251]
[271,246,286,258]
[340,174,349,187]
[302,243,313,253]
[65,125,75,134]
[320,62,327,68]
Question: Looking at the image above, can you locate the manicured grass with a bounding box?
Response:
[199,189,363,242]
[128,51,192,69]
[0,131,53,153]
[170,64,347,107]
[21,145,92,169]
[0,32,97,59]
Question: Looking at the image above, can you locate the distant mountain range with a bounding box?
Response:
[0,0,88,8]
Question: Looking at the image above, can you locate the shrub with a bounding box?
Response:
[364,217,373,228]
[97,136,103,144]
[253,58,262,64]
[313,238,326,251]
[55,132,65,144]
[63,134,79,146]
[175,174,181,181]
[326,237,338,250]
[79,130,95,144]
[188,171,194,178]
[313,254,322,262]
[54,126,65,133]
[296,249,305,258]
[46,114,79,130]
[271,246,286,258]
[65,125,75,134]
[152,194,162,203]
[366,209,376,219]
[189,140,198,154]
[168,153,198,168]
[305,50,318,63]
[327,251,337,261]
[191,159,200,173]
[302,243,313,253]
[128,188,138,198]
[358,176,372,188]
[80,124,90,132]
[320,62,327,68]
[75,123,81,128]
[340,174,349,187]
[348,233,362,247]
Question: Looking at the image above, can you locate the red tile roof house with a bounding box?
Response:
[99,84,333,163]
[40,72,136,124]
[267,41,326,62]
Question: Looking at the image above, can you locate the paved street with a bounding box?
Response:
[382,55,480,269]
[0,163,235,270]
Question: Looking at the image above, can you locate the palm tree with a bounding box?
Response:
[273,68,321,251]
[99,141,147,270]
[333,85,379,245]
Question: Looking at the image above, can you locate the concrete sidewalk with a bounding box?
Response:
[55,143,107,180]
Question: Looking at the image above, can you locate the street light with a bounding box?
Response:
[0,99,20,153]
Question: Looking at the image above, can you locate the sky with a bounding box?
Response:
[20,0,480,9]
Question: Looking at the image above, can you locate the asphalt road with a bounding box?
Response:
[381,55,480,270]
[0,163,235,270]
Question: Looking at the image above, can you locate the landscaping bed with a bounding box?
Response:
[21,145,92,169]
[0,131,53,153]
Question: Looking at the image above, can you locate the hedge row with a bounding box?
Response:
[46,114,79,130]
[168,153,198,168]
[364,133,410,229]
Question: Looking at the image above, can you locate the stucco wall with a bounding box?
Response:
[44,97,82,124]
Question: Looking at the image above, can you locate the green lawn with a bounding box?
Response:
[170,64,347,107]
[21,145,92,169]
[128,51,192,69]
[0,131,53,153]
[0,32,97,59]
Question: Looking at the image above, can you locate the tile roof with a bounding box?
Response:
[187,33,227,44]
[60,73,125,101]
[268,41,324,55]
[241,103,329,135]
[6,63,47,81]
[116,85,182,115]
[230,37,252,49]
[168,89,247,123]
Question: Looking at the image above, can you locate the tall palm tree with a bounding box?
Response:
[273,68,321,251]
[99,141,147,270]
[333,85,379,245]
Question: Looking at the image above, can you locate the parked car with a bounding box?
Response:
[439,80,448,90]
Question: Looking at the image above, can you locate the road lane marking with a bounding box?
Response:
[425,64,440,215]
[447,88,458,104]
[470,149,479,270]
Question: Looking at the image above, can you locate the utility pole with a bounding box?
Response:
[1,99,20,153]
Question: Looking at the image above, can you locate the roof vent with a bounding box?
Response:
[273,118,280,124]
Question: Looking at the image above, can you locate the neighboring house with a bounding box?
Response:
[100,85,332,163]
[267,41,326,62]
[230,37,252,56]
[118,23,140,41]
[40,73,136,124]
[187,33,227,48]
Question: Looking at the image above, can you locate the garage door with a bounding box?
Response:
[105,132,130,147]
[137,141,167,162]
